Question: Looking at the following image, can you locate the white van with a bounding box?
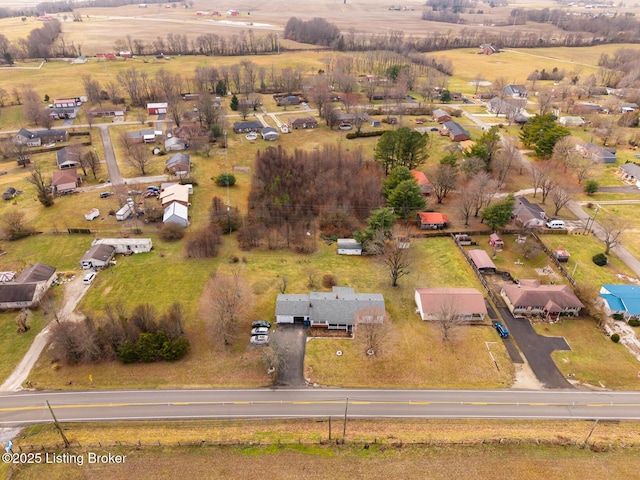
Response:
[83,272,96,285]
[546,219,565,229]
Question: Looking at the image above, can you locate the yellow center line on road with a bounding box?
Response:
[2,401,640,414]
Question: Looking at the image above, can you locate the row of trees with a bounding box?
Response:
[49,302,189,365]
[0,20,61,62]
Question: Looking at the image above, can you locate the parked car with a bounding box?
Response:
[127,190,142,196]
[83,272,96,285]
[494,321,509,339]
[251,326,269,336]
[147,186,160,192]
[250,335,269,345]
[99,191,114,198]
[252,320,271,329]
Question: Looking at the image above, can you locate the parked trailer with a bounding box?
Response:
[115,203,132,221]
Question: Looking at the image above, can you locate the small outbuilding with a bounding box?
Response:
[163,202,189,227]
[468,249,497,274]
[337,239,363,256]
[489,233,504,249]
[417,212,449,230]
[553,248,570,263]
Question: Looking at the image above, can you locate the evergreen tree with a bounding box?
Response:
[230,94,239,111]
[388,179,427,222]
[481,193,515,231]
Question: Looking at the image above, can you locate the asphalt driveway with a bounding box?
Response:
[273,323,307,387]
[498,306,573,389]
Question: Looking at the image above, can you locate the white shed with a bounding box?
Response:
[163,202,189,227]
[337,239,363,255]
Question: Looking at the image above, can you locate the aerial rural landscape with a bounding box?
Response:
[1,0,640,477]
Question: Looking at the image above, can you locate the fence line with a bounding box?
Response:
[451,234,500,306]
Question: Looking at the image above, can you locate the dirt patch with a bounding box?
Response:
[102,285,113,296]
[510,363,543,390]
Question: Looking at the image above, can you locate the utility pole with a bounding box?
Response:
[46,400,70,448]
[342,397,349,444]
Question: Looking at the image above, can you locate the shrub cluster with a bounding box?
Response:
[346,131,384,139]
[49,302,189,366]
[592,253,608,266]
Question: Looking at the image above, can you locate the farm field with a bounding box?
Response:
[5,439,640,480]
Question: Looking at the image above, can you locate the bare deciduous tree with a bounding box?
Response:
[354,307,392,358]
[550,186,572,216]
[40,290,62,324]
[430,163,458,204]
[82,149,102,180]
[201,270,254,347]
[126,143,152,176]
[599,217,625,255]
[1,210,33,240]
[491,137,519,188]
[371,231,413,287]
[432,301,464,343]
[26,163,54,206]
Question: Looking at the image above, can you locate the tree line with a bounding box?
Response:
[0,19,61,62]
[283,14,639,56]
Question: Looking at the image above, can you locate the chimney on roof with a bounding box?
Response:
[336,294,339,299]
[309,303,313,308]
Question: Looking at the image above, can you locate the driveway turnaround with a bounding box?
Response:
[498,307,573,389]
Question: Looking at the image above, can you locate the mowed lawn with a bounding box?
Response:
[541,233,638,286]
[305,238,514,389]
[538,319,640,390]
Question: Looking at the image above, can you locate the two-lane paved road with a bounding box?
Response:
[2,389,640,426]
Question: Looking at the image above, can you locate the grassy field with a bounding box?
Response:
[22,235,515,390]
[541,233,637,286]
[5,417,640,480]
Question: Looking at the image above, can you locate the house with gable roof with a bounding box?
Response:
[0,263,57,309]
[501,279,583,319]
[275,286,385,331]
[513,196,547,228]
[414,288,487,323]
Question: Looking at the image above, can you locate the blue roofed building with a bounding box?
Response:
[600,284,640,321]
